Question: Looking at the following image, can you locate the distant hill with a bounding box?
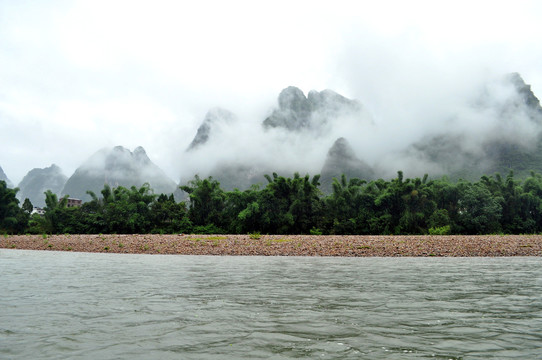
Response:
[0,166,12,188]
[12,73,542,200]
[187,107,237,151]
[183,86,373,190]
[180,75,542,190]
[263,86,370,132]
[408,73,542,181]
[320,137,374,192]
[62,146,177,202]
[17,164,67,207]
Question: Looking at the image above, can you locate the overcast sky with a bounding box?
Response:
[2,0,542,184]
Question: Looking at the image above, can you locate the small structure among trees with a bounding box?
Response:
[66,198,82,208]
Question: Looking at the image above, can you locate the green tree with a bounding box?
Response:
[456,183,503,234]
[22,198,33,214]
[180,176,226,231]
[289,174,323,233]
[102,184,156,234]
[430,176,462,232]
[252,173,322,234]
[44,190,69,233]
[398,174,436,234]
[150,194,191,233]
[79,189,106,233]
[518,171,542,233]
[0,181,28,233]
[324,174,373,234]
[27,190,68,234]
[225,185,262,233]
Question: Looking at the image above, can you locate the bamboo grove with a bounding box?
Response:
[3,170,542,235]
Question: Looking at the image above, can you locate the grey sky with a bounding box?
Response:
[1,0,542,184]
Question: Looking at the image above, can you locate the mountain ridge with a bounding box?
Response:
[17,164,67,207]
[62,146,177,202]
[7,73,542,200]
[0,166,12,188]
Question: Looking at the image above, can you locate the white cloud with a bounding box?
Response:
[1,0,542,184]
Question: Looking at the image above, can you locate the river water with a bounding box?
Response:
[1,250,541,359]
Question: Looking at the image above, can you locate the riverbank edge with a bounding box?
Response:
[2,234,542,256]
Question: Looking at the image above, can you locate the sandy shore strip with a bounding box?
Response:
[1,234,542,256]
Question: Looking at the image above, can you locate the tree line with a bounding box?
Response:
[2,170,542,235]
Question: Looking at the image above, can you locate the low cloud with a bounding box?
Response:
[2,1,542,186]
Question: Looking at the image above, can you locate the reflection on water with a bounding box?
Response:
[1,250,541,359]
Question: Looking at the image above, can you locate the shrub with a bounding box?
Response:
[428,225,451,235]
[309,227,323,235]
[192,224,224,235]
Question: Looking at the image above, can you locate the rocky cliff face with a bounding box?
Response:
[17,164,67,207]
[263,86,312,131]
[263,86,368,132]
[507,72,542,117]
[62,146,177,202]
[187,107,237,151]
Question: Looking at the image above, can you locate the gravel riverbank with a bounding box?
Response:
[2,234,542,256]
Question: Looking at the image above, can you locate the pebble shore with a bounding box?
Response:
[2,234,542,256]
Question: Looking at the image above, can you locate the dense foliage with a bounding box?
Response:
[0,181,29,234]
[3,170,542,235]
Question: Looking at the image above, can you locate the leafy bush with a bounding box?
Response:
[192,224,224,235]
[428,225,451,235]
[309,227,323,235]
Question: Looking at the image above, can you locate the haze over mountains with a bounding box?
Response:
[183,73,542,189]
[62,146,178,203]
[401,73,542,180]
[16,165,67,207]
[0,166,12,188]
[181,86,375,191]
[3,73,542,206]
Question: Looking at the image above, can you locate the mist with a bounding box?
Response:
[174,70,542,187]
[2,1,542,187]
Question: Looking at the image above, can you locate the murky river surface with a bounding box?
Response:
[1,250,541,359]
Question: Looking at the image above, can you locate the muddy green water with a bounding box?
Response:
[1,250,541,359]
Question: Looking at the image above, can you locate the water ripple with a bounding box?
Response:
[1,251,541,359]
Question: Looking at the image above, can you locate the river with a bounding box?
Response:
[1,250,541,359]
